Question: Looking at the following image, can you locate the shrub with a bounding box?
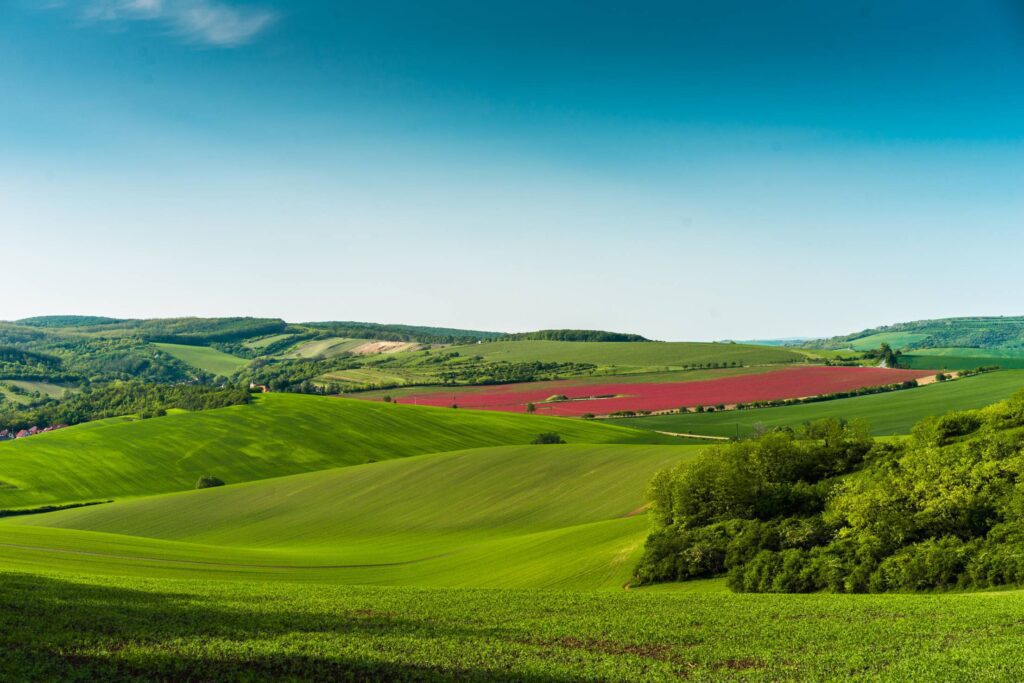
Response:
[532,432,565,444]
[195,475,225,489]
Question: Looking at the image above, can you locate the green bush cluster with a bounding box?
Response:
[635,392,1024,592]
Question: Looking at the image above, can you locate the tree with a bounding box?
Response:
[525,402,536,414]
[532,432,565,444]
[196,475,225,489]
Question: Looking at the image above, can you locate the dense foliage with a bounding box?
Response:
[501,329,650,342]
[636,392,1024,592]
[0,381,250,431]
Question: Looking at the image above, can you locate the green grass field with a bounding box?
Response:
[609,370,1024,437]
[0,393,674,509]
[153,342,249,376]
[287,337,369,358]
[5,380,76,398]
[242,333,295,350]
[4,570,1024,680]
[902,347,1024,370]
[438,340,804,373]
[3,443,697,588]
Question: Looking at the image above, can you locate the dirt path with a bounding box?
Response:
[655,431,730,441]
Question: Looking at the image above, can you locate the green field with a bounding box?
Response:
[902,347,1024,370]
[0,393,673,509]
[5,570,1024,680]
[3,443,697,588]
[287,337,369,358]
[609,370,1024,437]
[242,332,295,350]
[153,342,249,376]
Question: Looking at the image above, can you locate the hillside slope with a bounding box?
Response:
[0,394,673,508]
[4,444,699,588]
[805,316,1024,351]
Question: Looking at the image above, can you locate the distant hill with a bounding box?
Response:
[802,316,1024,351]
[501,329,650,342]
[15,316,127,328]
[734,338,813,347]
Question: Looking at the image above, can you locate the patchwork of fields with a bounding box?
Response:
[380,366,931,416]
[5,327,1024,680]
[611,369,1024,437]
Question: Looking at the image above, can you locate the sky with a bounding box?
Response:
[2,1,1023,340]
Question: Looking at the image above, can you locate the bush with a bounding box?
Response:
[532,432,566,444]
[195,475,225,489]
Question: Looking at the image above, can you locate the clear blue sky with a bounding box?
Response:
[2,1,1022,340]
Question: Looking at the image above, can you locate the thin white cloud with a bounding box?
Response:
[80,0,276,47]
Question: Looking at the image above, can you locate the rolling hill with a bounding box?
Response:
[805,316,1024,351]
[0,393,674,509]
[4,443,698,588]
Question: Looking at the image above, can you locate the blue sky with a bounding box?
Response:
[2,1,1022,340]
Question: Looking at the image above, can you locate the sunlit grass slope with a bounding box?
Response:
[610,370,1024,437]
[4,444,699,588]
[0,394,674,508]
[153,342,249,376]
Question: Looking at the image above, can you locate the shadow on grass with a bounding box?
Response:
[0,572,579,682]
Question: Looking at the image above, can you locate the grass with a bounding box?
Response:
[3,443,697,588]
[0,393,675,508]
[437,340,804,373]
[242,333,295,351]
[903,347,1024,370]
[319,366,424,387]
[609,370,1024,437]
[153,342,249,377]
[287,337,368,359]
[4,570,1024,680]
[5,380,76,398]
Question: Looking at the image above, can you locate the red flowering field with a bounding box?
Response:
[381,366,933,417]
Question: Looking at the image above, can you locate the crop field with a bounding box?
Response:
[902,347,1024,370]
[153,342,249,377]
[611,369,1024,437]
[242,333,295,350]
[0,394,672,509]
[286,336,368,358]
[439,339,805,372]
[2,443,697,587]
[351,366,780,402]
[5,570,1024,681]
[382,366,931,417]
